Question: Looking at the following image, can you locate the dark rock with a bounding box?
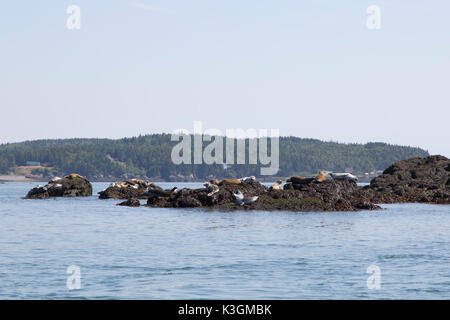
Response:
[364,155,450,204]
[146,181,267,208]
[25,185,50,199]
[98,179,151,199]
[146,180,381,212]
[179,196,202,208]
[25,174,92,199]
[117,198,141,207]
[144,185,176,198]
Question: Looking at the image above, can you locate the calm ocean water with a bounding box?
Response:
[0,182,449,299]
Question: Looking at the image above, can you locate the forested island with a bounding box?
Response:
[0,134,428,181]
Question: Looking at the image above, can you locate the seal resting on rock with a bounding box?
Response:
[232,189,258,205]
[270,180,283,190]
[144,184,177,197]
[210,178,242,186]
[330,173,358,182]
[68,173,83,179]
[240,176,256,183]
[204,182,219,197]
[286,176,304,184]
[49,177,63,183]
[286,176,315,184]
[315,171,327,183]
[243,196,258,205]
[232,190,244,201]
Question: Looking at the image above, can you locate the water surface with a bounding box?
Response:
[0,182,449,299]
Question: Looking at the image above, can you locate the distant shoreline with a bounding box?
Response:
[0,175,37,182]
[0,175,375,183]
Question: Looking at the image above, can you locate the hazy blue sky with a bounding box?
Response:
[1,1,449,156]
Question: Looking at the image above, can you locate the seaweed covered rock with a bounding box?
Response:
[25,174,92,199]
[146,179,380,212]
[98,179,150,199]
[364,155,450,204]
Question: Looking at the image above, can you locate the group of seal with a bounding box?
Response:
[109,178,149,190]
[275,170,358,189]
[202,171,358,206]
[119,172,358,207]
[285,171,357,184]
[204,176,259,205]
[143,183,179,197]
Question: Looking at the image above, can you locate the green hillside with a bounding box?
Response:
[0,134,429,179]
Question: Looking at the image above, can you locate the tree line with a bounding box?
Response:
[0,134,429,179]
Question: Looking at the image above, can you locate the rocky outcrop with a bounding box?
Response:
[98,179,150,199]
[146,180,380,211]
[283,180,379,211]
[147,180,267,208]
[23,156,449,210]
[117,198,141,207]
[364,155,450,204]
[25,174,92,199]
